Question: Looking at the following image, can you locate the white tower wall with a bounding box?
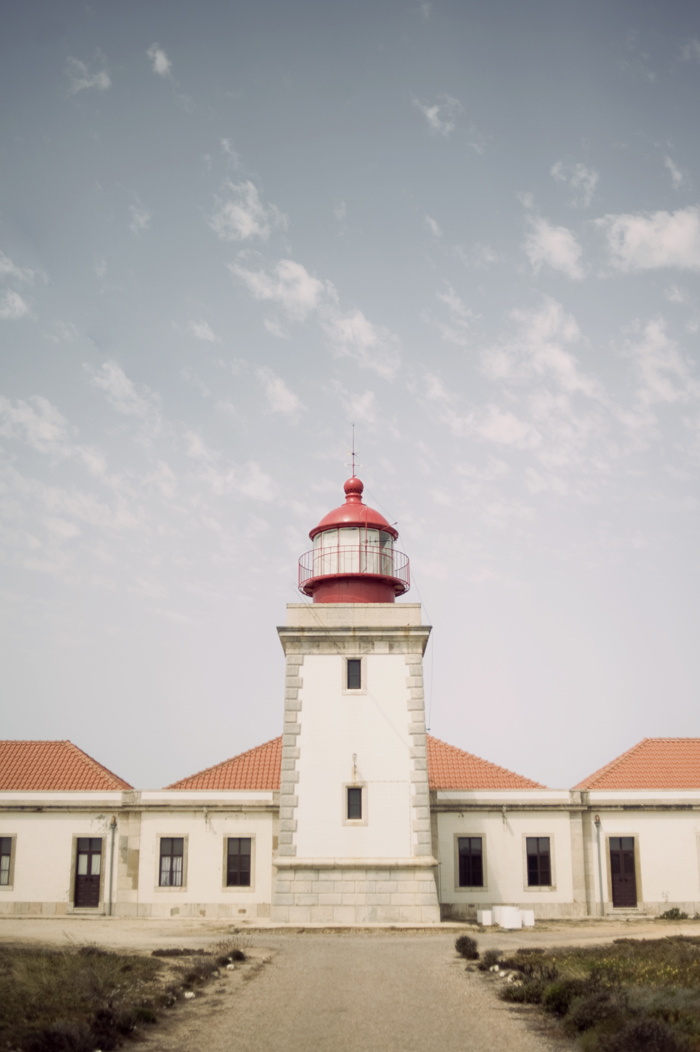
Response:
[271,603,440,924]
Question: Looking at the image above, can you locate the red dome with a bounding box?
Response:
[309,477,398,540]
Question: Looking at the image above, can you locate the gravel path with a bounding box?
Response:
[142,933,567,1052]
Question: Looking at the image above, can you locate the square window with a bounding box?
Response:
[347,786,362,820]
[159,837,184,887]
[458,837,483,887]
[347,659,362,690]
[226,838,252,887]
[0,838,12,887]
[526,837,551,886]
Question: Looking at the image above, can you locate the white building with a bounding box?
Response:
[1,477,699,923]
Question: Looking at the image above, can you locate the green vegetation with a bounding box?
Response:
[454,935,479,960]
[0,942,229,1051]
[490,936,700,1051]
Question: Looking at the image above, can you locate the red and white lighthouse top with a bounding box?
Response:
[309,477,398,541]
[298,476,409,604]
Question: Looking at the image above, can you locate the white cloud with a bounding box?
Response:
[232,258,328,321]
[551,160,599,207]
[233,257,400,376]
[473,405,541,448]
[681,39,700,61]
[320,307,400,379]
[664,285,686,303]
[0,289,30,319]
[129,203,151,236]
[483,298,601,398]
[189,320,220,343]
[0,396,72,457]
[334,201,347,221]
[86,362,158,418]
[435,284,476,347]
[419,2,433,18]
[209,181,286,242]
[524,215,584,279]
[597,206,700,271]
[624,318,700,406]
[263,317,289,339]
[664,156,684,190]
[146,43,172,77]
[66,56,111,94]
[413,95,462,137]
[424,215,443,237]
[257,367,304,420]
[0,251,34,283]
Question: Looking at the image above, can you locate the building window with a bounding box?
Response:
[226,838,251,887]
[347,659,362,690]
[347,786,362,820]
[526,837,551,886]
[458,837,483,887]
[159,837,184,887]
[0,838,12,886]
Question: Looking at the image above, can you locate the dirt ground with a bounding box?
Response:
[3,917,700,1052]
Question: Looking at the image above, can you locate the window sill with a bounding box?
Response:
[154,886,188,893]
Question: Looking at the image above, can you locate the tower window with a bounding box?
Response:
[347,659,362,690]
[347,787,362,820]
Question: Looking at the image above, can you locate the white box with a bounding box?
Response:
[520,910,535,927]
[477,909,493,926]
[493,905,522,929]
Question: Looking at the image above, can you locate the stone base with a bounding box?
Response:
[440,901,590,921]
[271,863,440,924]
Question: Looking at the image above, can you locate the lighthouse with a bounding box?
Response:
[271,476,441,924]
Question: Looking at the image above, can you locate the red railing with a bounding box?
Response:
[298,545,410,594]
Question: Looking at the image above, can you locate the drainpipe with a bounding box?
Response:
[594,815,605,918]
[108,816,117,917]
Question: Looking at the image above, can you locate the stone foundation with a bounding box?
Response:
[271,862,440,924]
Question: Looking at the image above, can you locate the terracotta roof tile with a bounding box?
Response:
[573,738,700,790]
[427,735,545,790]
[166,737,283,790]
[0,741,132,791]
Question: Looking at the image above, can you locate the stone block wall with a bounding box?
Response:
[271,865,440,924]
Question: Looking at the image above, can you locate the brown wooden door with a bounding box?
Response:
[610,837,637,907]
[74,838,102,907]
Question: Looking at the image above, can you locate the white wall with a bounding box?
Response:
[295,652,414,859]
[436,808,575,913]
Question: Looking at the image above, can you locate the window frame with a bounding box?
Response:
[155,835,188,892]
[521,834,556,891]
[342,656,367,695]
[454,834,486,890]
[342,782,368,826]
[0,835,16,890]
[223,836,254,890]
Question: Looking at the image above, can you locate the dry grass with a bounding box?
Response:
[0,943,182,1051]
[494,936,700,1051]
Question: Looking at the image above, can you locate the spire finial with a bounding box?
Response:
[351,422,356,476]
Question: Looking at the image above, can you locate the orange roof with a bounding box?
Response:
[167,737,283,790]
[573,738,700,791]
[0,741,132,791]
[427,735,545,790]
[167,734,544,791]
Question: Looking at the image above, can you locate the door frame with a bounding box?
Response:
[68,835,105,912]
[605,833,643,909]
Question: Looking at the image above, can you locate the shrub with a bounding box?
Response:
[660,908,689,921]
[151,947,212,958]
[23,1022,95,1052]
[564,990,628,1034]
[477,949,501,971]
[542,978,590,1017]
[598,1017,685,1052]
[455,935,479,960]
[500,979,547,1004]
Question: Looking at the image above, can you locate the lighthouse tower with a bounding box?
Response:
[271,476,440,924]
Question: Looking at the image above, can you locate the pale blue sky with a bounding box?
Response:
[2,0,700,789]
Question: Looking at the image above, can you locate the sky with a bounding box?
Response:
[1,0,700,791]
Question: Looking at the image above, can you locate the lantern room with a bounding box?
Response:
[298,476,410,604]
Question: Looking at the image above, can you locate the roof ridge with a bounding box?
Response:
[572,739,647,790]
[165,735,283,789]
